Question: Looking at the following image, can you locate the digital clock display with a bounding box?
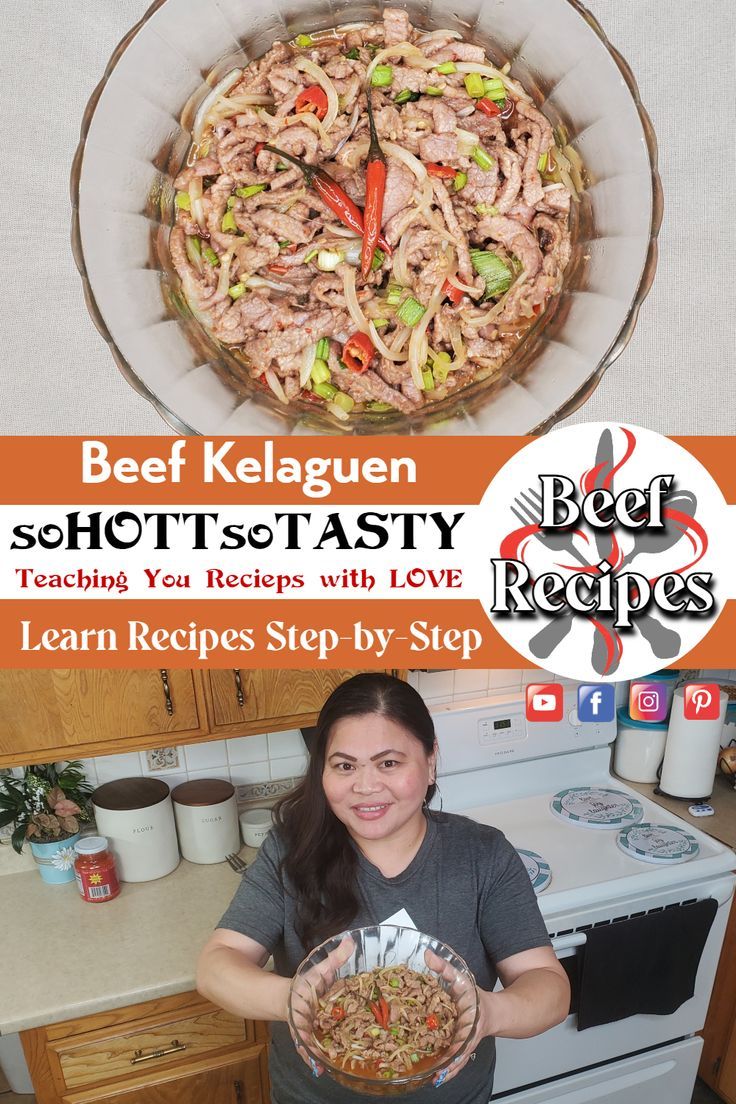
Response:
[494,718,512,731]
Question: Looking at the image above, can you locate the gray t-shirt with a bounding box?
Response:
[218,811,551,1104]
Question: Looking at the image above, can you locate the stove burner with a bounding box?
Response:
[551,787,644,830]
[516,848,552,894]
[617,822,700,864]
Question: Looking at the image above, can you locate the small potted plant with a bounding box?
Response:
[0,762,93,884]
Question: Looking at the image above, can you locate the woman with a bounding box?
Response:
[197,674,570,1102]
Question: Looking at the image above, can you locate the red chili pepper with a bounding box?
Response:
[425,163,457,180]
[441,278,463,306]
[254,142,265,157]
[425,1014,439,1031]
[268,263,290,275]
[342,331,375,373]
[331,1005,346,1022]
[379,997,390,1028]
[369,1000,385,1027]
[361,93,387,278]
[262,144,391,255]
[295,85,329,121]
[476,98,502,117]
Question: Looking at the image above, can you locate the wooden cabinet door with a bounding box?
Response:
[63,1052,265,1104]
[206,668,362,731]
[0,669,206,766]
[718,1019,736,1104]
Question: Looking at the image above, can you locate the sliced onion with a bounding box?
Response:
[416,28,463,44]
[245,275,299,292]
[403,55,442,71]
[300,342,317,387]
[210,93,275,123]
[382,142,428,183]
[365,42,423,82]
[446,272,483,298]
[188,176,206,230]
[340,137,370,170]
[185,235,203,274]
[329,103,362,158]
[369,322,410,362]
[342,267,371,334]
[390,326,411,355]
[408,285,443,389]
[215,251,233,299]
[454,126,479,157]
[466,271,528,327]
[393,228,411,286]
[193,69,242,143]
[448,321,468,370]
[264,369,289,404]
[331,226,363,239]
[294,57,340,131]
[342,240,362,266]
[326,400,350,422]
[283,110,332,149]
[453,61,531,103]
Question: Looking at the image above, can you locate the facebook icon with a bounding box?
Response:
[577,684,616,723]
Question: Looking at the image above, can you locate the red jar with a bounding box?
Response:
[74,836,120,903]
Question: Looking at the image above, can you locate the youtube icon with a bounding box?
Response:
[526,684,564,723]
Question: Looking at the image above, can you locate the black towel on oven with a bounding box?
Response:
[576,898,718,1031]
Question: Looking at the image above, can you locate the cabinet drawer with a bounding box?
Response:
[56,1007,248,1090]
[61,1050,266,1104]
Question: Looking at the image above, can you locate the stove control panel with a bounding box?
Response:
[478,714,525,746]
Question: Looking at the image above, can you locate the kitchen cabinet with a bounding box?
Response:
[21,990,270,1104]
[0,668,405,767]
[700,891,736,1102]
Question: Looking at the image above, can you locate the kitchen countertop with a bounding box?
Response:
[624,772,736,851]
[0,845,259,1036]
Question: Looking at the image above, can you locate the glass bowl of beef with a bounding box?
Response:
[72,0,661,435]
[288,924,479,1095]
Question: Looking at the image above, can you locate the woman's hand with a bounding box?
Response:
[431,988,499,1087]
[289,934,356,1079]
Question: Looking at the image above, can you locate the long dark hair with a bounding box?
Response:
[273,674,437,948]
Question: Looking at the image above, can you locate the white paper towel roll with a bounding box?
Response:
[659,687,727,798]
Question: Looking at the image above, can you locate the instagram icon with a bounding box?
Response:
[629,682,669,723]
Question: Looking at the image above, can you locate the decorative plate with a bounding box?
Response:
[617,822,699,864]
[517,848,552,894]
[551,787,644,829]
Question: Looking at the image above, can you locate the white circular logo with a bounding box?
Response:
[469,423,729,681]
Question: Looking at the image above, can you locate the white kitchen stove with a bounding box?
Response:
[430,691,736,1104]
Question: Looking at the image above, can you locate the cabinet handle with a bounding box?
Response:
[160,669,174,715]
[234,1079,245,1103]
[233,670,245,708]
[130,1040,187,1064]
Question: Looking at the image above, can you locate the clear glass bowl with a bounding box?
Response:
[287,924,479,1095]
[72,0,661,435]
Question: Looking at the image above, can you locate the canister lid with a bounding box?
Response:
[171,779,235,807]
[93,777,170,811]
[74,836,108,855]
[616,707,669,731]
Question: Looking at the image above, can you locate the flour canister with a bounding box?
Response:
[92,778,180,882]
[172,779,240,864]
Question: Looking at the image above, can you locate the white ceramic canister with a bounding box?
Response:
[239,808,274,849]
[92,778,180,882]
[613,708,668,783]
[172,779,240,864]
[659,687,728,799]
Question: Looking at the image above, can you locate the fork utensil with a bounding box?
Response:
[226,852,248,873]
[510,488,591,569]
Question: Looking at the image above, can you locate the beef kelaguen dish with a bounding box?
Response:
[313,965,458,1080]
[170,8,581,420]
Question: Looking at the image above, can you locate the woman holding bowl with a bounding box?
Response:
[197,673,570,1102]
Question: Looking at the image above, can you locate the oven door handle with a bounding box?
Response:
[552,932,588,957]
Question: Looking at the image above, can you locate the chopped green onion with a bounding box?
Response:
[464,72,485,99]
[313,381,338,401]
[386,283,404,306]
[396,296,425,327]
[226,196,237,209]
[425,85,444,96]
[295,33,313,47]
[394,89,420,104]
[344,47,360,60]
[453,171,468,192]
[203,246,219,266]
[422,368,435,390]
[372,318,389,327]
[369,1027,382,1037]
[483,77,506,102]
[367,401,394,411]
[228,283,246,300]
[470,248,513,299]
[371,247,385,271]
[304,247,320,263]
[390,1027,401,1036]
[411,1054,420,1065]
[381,1071,394,1080]
[537,152,548,173]
[366,43,380,55]
[433,351,452,383]
[275,163,287,171]
[316,249,343,272]
[371,64,394,87]
[221,210,238,233]
[475,203,499,216]
[333,391,355,413]
[236,184,268,199]
[435,61,457,74]
[315,337,330,360]
[278,239,291,249]
[389,977,401,988]
[175,192,191,210]
[186,236,202,261]
[310,359,331,384]
[472,145,495,171]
